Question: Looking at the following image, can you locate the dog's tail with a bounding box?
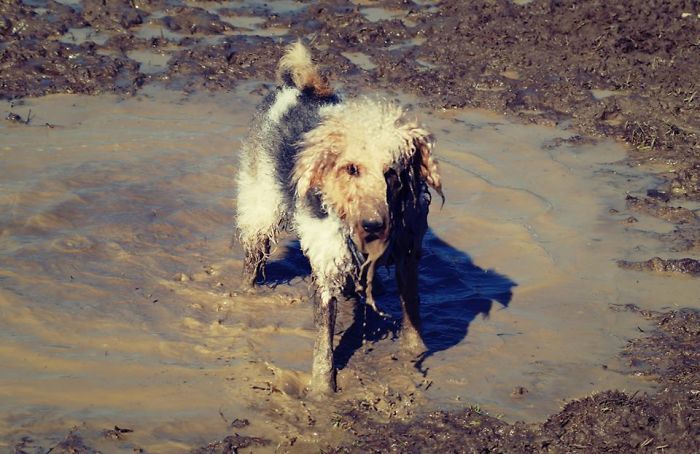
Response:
[276,41,333,96]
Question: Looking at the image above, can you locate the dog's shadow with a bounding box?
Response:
[264,230,516,373]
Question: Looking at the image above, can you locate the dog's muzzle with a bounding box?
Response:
[356,214,389,251]
[361,217,385,234]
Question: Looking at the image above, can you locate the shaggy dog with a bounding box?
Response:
[235,42,443,394]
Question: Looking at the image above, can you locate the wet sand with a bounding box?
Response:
[2,84,697,451]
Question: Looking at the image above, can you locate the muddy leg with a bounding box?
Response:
[295,209,351,394]
[359,257,388,317]
[236,159,285,288]
[310,291,337,394]
[396,257,425,352]
[242,237,271,288]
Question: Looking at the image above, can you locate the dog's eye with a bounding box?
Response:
[346,164,360,176]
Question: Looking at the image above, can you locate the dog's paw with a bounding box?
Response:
[400,327,426,355]
[307,373,337,398]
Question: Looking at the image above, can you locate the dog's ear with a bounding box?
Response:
[293,115,344,199]
[408,127,444,204]
[292,144,337,198]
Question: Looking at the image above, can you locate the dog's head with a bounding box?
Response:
[292,99,443,255]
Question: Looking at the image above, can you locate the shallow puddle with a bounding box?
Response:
[591,88,630,100]
[241,0,307,15]
[135,23,189,42]
[60,27,111,46]
[183,0,241,11]
[415,58,437,69]
[219,15,267,29]
[341,51,377,71]
[360,7,406,23]
[1,85,697,451]
[386,37,427,51]
[126,50,172,75]
[231,24,290,38]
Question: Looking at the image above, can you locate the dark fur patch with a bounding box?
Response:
[306,190,328,219]
[266,88,340,209]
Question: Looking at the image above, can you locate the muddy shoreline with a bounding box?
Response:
[2,0,699,452]
[330,307,700,453]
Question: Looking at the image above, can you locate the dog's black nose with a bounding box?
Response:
[361,218,385,234]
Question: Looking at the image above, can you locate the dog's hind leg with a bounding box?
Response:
[235,155,286,287]
[241,235,271,287]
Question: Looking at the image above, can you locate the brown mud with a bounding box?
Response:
[332,307,700,453]
[1,0,699,452]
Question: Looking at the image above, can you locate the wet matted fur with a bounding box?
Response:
[235,42,443,394]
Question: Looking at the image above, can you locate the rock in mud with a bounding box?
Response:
[82,0,146,31]
[622,309,700,387]
[617,257,700,277]
[159,7,235,35]
[625,195,697,224]
[669,163,700,198]
[48,430,98,454]
[192,433,270,454]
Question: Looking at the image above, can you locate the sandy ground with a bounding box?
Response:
[1,0,699,452]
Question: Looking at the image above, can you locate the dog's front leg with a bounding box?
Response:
[396,254,426,352]
[294,208,352,394]
[310,288,337,394]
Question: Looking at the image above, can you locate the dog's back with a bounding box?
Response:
[241,42,340,206]
[235,43,340,283]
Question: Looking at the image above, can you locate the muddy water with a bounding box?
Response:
[1,85,697,451]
